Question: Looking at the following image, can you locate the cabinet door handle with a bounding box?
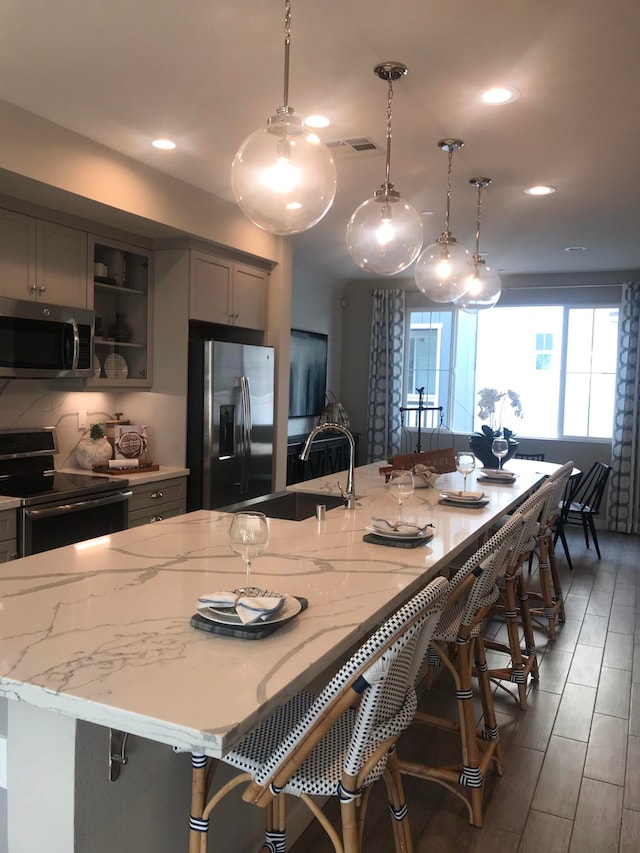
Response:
[9,553,19,560]
[149,515,164,523]
[39,285,46,292]
[150,490,164,499]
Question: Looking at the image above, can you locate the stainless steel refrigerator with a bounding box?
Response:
[187,340,275,511]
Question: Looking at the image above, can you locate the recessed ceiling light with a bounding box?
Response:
[420,209,436,216]
[304,115,330,129]
[565,246,588,252]
[481,86,520,105]
[524,185,556,196]
[152,138,176,150]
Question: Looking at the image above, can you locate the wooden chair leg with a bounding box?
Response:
[341,796,361,853]
[189,753,212,853]
[516,571,539,682]
[383,749,413,853]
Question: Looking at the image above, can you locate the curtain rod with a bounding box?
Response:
[505,282,624,291]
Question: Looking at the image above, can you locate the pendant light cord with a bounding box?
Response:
[383,78,394,189]
[443,147,453,238]
[282,0,291,109]
[473,183,482,270]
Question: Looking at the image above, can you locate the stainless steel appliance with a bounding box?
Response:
[0,428,130,556]
[187,340,275,510]
[0,297,94,379]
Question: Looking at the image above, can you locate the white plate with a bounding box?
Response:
[197,592,302,626]
[104,352,129,379]
[439,497,490,508]
[478,473,516,483]
[366,525,434,541]
[479,468,515,479]
[93,355,101,378]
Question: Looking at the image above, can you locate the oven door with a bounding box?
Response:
[21,490,131,556]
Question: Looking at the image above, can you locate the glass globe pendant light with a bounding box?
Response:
[231,0,337,236]
[414,139,470,302]
[454,177,502,313]
[346,62,423,275]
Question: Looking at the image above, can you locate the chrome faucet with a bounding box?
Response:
[300,422,357,508]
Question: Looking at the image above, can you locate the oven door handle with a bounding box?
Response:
[24,491,132,519]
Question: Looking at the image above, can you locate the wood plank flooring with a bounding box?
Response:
[290,527,640,853]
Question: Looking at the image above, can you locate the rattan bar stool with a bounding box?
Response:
[398,511,527,827]
[187,576,449,853]
[482,480,555,710]
[527,460,575,640]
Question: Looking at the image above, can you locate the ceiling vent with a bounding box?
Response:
[325,137,383,159]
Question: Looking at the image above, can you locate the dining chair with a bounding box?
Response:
[187,576,449,853]
[515,452,546,461]
[527,460,575,639]
[399,511,527,828]
[483,480,555,709]
[556,460,612,559]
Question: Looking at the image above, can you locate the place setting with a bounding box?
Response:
[438,452,490,508]
[476,438,518,483]
[364,470,435,547]
[191,512,307,639]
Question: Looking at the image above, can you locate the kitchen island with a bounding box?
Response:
[0,460,549,852]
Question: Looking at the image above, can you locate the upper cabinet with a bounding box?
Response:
[189,250,269,331]
[88,236,153,388]
[0,209,88,307]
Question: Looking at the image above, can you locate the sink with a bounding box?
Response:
[219,490,346,521]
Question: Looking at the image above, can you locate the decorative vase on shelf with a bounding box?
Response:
[108,312,132,343]
[75,424,113,470]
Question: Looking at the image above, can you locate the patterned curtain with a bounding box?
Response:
[607,281,640,534]
[366,289,405,462]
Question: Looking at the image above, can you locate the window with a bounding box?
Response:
[405,304,619,440]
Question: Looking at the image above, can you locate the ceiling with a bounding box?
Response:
[0,0,638,282]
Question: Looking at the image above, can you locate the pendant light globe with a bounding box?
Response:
[454,261,502,313]
[232,113,337,236]
[414,235,470,302]
[414,138,470,302]
[453,177,502,312]
[346,189,423,276]
[230,0,337,236]
[346,61,423,275]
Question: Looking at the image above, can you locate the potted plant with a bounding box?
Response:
[75,423,113,470]
[469,388,523,468]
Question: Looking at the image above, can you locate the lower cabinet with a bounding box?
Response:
[128,478,187,528]
[286,433,360,485]
[0,509,18,562]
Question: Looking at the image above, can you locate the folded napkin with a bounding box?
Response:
[371,517,429,535]
[198,591,285,625]
[439,489,486,502]
[479,468,514,479]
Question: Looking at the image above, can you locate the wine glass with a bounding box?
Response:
[455,451,476,491]
[386,469,414,522]
[228,512,269,593]
[491,438,509,469]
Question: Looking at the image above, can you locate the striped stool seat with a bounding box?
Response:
[187,576,449,853]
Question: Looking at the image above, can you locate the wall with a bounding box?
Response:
[288,262,345,439]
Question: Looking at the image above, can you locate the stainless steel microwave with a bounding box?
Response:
[0,297,94,379]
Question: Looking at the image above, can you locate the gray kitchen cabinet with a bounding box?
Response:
[0,509,18,563]
[0,208,88,307]
[189,250,268,330]
[128,477,187,528]
[89,236,153,388]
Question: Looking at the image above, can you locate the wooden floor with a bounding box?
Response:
[290,526,640,853]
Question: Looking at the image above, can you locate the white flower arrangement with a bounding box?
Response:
[476,387,523,438]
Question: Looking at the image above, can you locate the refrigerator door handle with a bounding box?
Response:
[240,375,253,494]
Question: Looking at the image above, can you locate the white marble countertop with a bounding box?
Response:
[0,460,549,758]
[0,496,20,511]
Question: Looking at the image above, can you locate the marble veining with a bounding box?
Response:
[0,461,551,757]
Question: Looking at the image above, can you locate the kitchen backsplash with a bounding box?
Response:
[0,379,118,468]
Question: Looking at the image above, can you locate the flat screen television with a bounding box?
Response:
[288,329,328,417]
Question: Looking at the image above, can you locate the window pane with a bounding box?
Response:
[476,307,563,439]
[406,311,454,429]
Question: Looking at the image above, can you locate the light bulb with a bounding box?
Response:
[454,261,502,313]
[231,115,337,236]
[346,194,423,276]
[414,236,470,302]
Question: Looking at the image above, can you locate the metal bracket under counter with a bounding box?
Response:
[108,728,130,781]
